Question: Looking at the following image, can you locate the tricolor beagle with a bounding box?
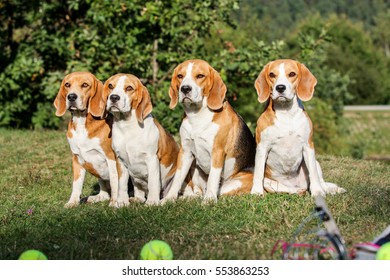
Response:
[54,72,119,207]
[251,59,345,196]
[98,73,179,206]
[163,59,256,203]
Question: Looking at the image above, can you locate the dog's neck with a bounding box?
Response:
[70,110,87,119]
[271,95,304,117]
[70,110,88,128]
[70,110,109,132]
[182,98,214,127]
[68,110,88,135]
[111,109,147,129]
[111,110,132,122]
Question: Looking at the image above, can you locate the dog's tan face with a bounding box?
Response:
[267,60,300,103]
[169,59,227,111]
[102,74,152,124]
[104,74,139,113]
[54,72,102,117]
[255,59,317,104]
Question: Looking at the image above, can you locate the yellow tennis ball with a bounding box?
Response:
[140,240,173,260]
[18,250,48,260]
[376,242,390,260]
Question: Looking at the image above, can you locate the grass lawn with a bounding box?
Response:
[0,129,389,260]
[344,110,390,159]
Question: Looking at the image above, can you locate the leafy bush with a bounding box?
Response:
[0,48,44,128]
[0,0,241,130]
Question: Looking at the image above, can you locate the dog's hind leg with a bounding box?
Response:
[184,165,207,197]
[316,161,346,194]
[130,178,147,203]
[263,177,307,195]
[220,171,253,196]
[87,179,110,203]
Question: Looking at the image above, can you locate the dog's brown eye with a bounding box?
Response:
[289,72,296,77]
[125,86,133,91]
[65,82,70,88]
[82,83,89,88]
[177,74,183,79]
[196,74,205,79]
[108,83,114,89]
[269,72,276,78]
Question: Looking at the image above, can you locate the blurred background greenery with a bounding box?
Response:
[1,0,389,158]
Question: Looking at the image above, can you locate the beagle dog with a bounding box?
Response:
[97,73,180,206]
[162,59,256,203]
[251,59,345,196]
[54,72,119,207]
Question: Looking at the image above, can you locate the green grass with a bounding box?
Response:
[0,129,389,260]
[344,110,390,159]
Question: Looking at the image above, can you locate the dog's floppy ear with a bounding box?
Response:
[206,67,227,111]
[88,75,104,118]
[134,83,153,124]
[169,66,179,109]
[255,63,271,103]
[297,62,317,102]
[54,77,68,117]
[100,78,113,117]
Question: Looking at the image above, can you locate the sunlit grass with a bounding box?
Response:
[344,110,390,159]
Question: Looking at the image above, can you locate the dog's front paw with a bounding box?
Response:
[111,194,130,207]
[297,188,308,196]
[87,192,110,204]
[64,201,79,208]
[114,198,130,208]
[160,195,178,205]
[202,195,217,205]
[145,199,160,206]
[251,188,265,196]
[310,186,326,197]
[323,182,346,195]
[182,185,203,198]
[129,197,145,204]
[337,187,347,194]
[108,199,119,207]
[251,181,265,196]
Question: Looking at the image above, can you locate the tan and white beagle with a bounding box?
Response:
[163,59,256,203]
[251,59,345,196]
[97,73,180,206]
[54,72,119,207]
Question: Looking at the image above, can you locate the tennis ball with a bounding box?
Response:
[140,240,173,260]
[18,250,48,260]
[376,242,390,260]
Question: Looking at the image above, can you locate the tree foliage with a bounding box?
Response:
[0,0,240,130]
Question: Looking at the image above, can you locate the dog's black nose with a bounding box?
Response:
[67,93,77,102]
[275,84,286,93]
[180,85,192,95]
[110,94,120,102]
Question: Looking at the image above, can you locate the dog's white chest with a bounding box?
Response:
[264,111,311,175]
[182,113,219,174]
[112,115,159,181]
[67,117,109,179]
